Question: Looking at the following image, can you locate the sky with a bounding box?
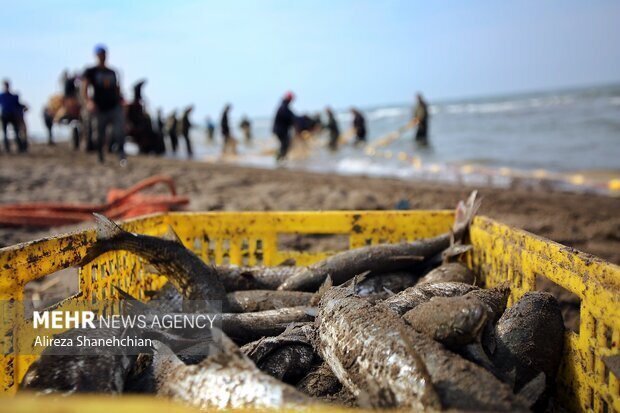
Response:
[2,0,620,135]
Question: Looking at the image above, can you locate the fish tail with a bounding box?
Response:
[452,190,481,241]
[78,213,128,266]
[93,212,126,240]
[517,372,546,408]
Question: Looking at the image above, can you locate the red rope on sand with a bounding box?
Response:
[0,175,189,228]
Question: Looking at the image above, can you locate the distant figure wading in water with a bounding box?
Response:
[412,92,429,146]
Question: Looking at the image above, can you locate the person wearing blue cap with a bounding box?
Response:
[0,79,28,153]
[81,44,126,164]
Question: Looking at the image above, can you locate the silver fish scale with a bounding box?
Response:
[316,289,440,410]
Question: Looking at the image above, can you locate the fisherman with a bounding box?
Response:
[60,70,83,149]
[412,93,429,146]
[167,110,179,153]
[220,104,236,155]
[325,106,340,151]
[351,108,367,145]
[272,91,296,161]
[82,44,126,164]
[239,115,252,143]
[42,106,54,145]
[205,116,215,142]
[0,80,27,153]
[156,108,165,146]
[180,105,194,157]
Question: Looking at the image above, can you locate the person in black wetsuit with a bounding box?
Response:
[205,116,215,142]
[412,93,429,146]
[272,91,296,161]
[239,115,252,144]
[156,108,165,145]
[167,110,179,153]
[351,108,366,145]
[325,106,340,151]
[0,79,28,153]
[220,104,237,155]
[180,105,194,157]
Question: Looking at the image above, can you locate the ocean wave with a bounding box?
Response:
[439,95,575,115]
[367,107,408,120]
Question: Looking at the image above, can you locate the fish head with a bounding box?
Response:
[451,301,489,342]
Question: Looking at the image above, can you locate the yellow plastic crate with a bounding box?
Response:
[0,211,618,412]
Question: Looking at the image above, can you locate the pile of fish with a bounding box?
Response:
[20,192,566,412]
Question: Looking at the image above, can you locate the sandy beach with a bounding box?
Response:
[1,143,618,266]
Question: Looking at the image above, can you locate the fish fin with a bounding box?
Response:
[603,355,620,378]
[461,343,504,379]
[442,242,473,262]
[452,190,481,241]
[79,213,127,266]
[352,270,371,291]
[310,275,333,306]
[151,341,185,372]
[92,213,125,240]
[162,225,183,244]
[143,264,161,275]
[114,286,153,313]
[277,258,296,267]
[339,270,371,291]
[517,372,546,408]
[382,287,396,296]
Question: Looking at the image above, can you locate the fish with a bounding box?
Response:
[315,286,441,410]
[220,306,315,344]
[296,362,343,399]
[354,271,420,300]
[241,324,316,384]
[403,326,536,411]
[466,282,511,323]
[278,191,480,292]
[217,265,304,291]
[226,290,314,313]
[416,262,476,286]
[402,284,510,347]
[82,214,228,310]
[151,330,312,409]
[19,325,147,394]
[146,280,311,313]
[492,291,564,409]
[381,281,479,316]
[402,294,491,349]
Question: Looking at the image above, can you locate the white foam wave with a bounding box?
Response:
[440,95,575,115]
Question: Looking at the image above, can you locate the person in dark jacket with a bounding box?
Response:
[220,104,232,142]
[239,115,252,143]
[167,110,179,153]
[272,91,296,161]
[81,44,126,163]
[220,104,237,155]
[412,92,429,146]
[351,108,366,145]
[180,105,194,157]
[205,116,215,142]
[325,106,340,151]
[0,79,27,153]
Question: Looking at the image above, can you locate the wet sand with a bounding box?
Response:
[1,142,618,265]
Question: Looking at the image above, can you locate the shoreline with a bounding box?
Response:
[1,142,619,265]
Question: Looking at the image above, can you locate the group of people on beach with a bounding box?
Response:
[1,44,430,164]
